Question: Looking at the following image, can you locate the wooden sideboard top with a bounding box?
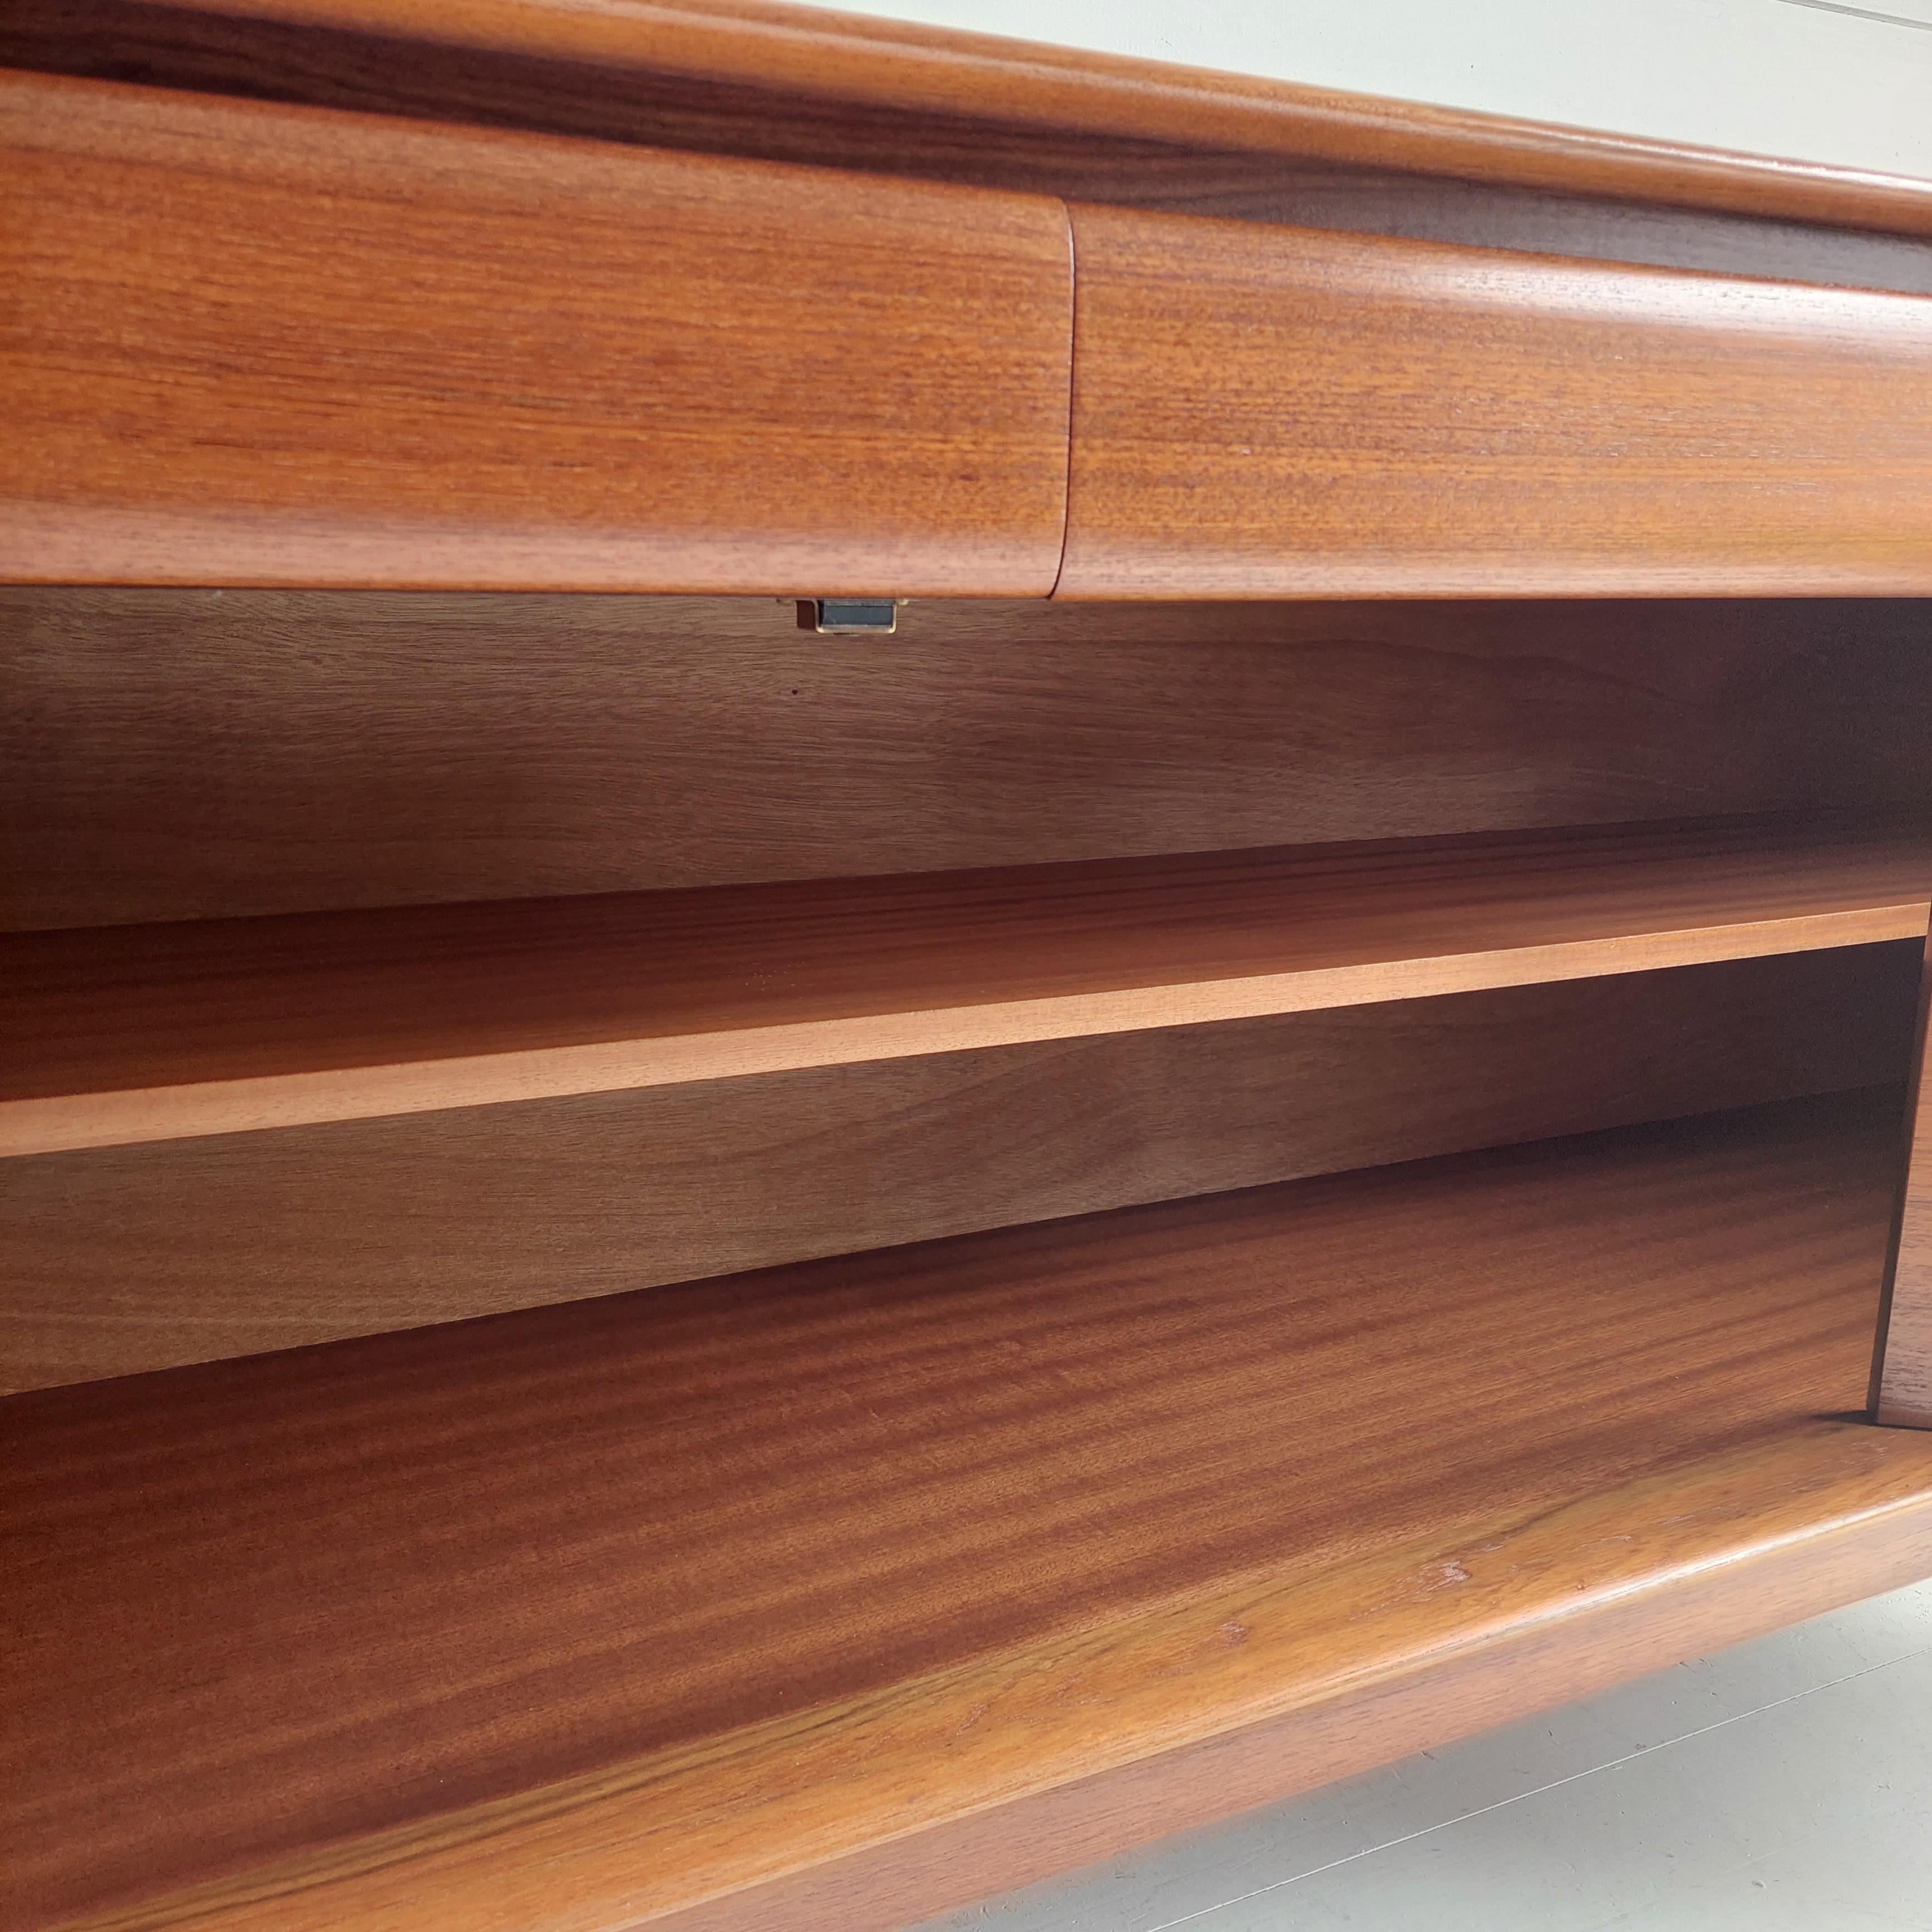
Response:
[10,0,1932,303]
[93,0,1932,236]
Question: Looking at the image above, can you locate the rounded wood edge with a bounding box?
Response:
[36,1426,1932,1932]
[651,1458,1932,1932]
[168,0,1932,239]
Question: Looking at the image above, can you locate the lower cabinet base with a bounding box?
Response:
[8,1090,1931,1932]
[661,1438,1932,1932]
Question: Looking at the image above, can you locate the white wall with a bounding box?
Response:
[811,0,1932,180]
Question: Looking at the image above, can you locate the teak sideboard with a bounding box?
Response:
[6,5,1932,1929]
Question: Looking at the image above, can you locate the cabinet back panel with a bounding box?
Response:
[3,944,1914,1393]
[5,590,1929,930]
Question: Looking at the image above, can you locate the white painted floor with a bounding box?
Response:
[916,1578,1932,1931]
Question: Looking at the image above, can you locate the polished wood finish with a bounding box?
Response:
[8,14,1931,1917]
[7,818,1923,1156]
[1059,206,1932,599]
[12,3,1932,296]
[13,592,1932,933]
[1874,931,1932,1427]
[84,0,1932,239]
[8,945,1912,1393]
[7,1093,1929,1932]
[0,71,1072,592]
[649,1425,1932,1932]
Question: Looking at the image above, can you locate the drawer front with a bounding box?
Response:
[1058,204,1932,597]
[0,73,1074,595]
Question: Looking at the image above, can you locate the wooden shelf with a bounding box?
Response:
[5,816,1927,1157]
[7,1090,1932,1932]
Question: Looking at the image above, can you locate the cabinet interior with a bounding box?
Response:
[9,590,1932,1932]
[7,588,1930,1387]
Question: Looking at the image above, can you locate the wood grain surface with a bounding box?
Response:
[13,591,1931,933]
[0,70,1072,592]
[6,944,1913,1392]
[12,3,1932,297]
[7,1092,1930,1932]
[5,817,1924,1155]
[1059,206,1932,598]
[1874,930,1932,1428]
[649,1426,1932,1932]
[77,0,1932,239]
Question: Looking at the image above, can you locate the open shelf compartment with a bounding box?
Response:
[8,1090,1932,1932]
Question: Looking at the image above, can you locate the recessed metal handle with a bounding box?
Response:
[799,599,898,636]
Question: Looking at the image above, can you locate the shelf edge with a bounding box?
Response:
[44,1421,1932,1932]
[7,903,1925,1157]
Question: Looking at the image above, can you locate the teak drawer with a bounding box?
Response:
[0,71,1074,595]
[10,69,1932,601]
[1058,205,1932,598]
